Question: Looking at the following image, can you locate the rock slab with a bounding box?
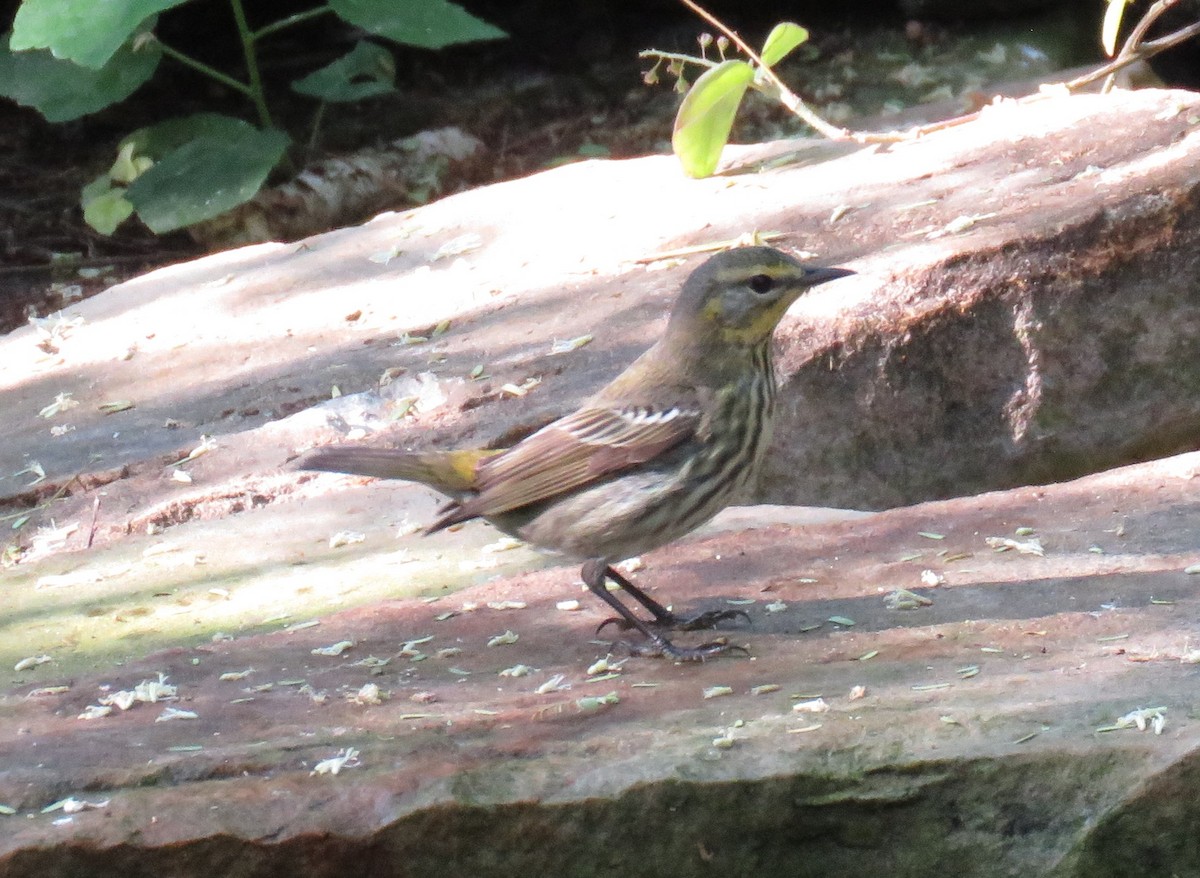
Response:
[1,453,1199,877]
[4,90,1200,523]
[2,88,1200,877]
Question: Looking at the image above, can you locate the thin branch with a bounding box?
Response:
[1103,0,1182,92]
[638,49,719,70]
[1063,16,1200,91]
[253,6,336,40]
[1122,0,1183,56]
[156,40,253,97]
[304,100,327,161]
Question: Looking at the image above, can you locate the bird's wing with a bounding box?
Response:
[446,403,700,522]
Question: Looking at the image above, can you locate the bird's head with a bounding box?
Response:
[667,246,853,347]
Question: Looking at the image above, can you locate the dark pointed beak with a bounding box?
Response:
[804,265,855,287]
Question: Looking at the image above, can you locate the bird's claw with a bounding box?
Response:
[595,616,630,635]
[622,635,749,662]
[673,608,752,631]
[594,607,751,636]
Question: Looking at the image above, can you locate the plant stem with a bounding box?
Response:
[674,0,863,142]
[1103,0,1174,92]
[1104,0,1190,92]
[305,100,327,161]
[1065,17,1200,91]
[638,49,719,70]
[156,41,254,97]
[254,6,336,41]
[228,0,274,130]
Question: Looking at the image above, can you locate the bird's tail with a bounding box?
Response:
[297,445,501,495]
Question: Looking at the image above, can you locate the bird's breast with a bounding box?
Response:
[489,350,777,563]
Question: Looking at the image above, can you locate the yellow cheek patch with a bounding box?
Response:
[717,298,794,344]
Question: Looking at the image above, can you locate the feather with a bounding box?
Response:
[440,404,700,524]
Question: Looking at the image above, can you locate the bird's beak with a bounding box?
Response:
[803,265,855,287]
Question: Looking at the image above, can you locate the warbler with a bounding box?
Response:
[299,246,853,660]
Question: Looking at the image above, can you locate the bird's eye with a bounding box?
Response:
[747,274,774,294]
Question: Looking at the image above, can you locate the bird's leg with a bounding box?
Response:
[597,564,675,625]
[580,560,741,661]
[599,564,752,632]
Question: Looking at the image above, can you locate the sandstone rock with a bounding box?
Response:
[1,452,1198,876]
[4,90,1200,534]
[763,88,1200,508]
[2,87,1200,877]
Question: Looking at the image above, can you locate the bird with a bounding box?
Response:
[299,245,853,660]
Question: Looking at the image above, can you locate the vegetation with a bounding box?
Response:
[648,0,1200,179]
[0,0,505,234]
[643,22,812,178]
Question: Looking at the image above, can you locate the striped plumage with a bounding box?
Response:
[300,246,852,660]
[514,343,777,563]
[656,342,777,542]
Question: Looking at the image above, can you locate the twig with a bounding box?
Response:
[155,40,253,98]
[637,49,719,71]
[1106,0,1181,92]
[1063,14,1200,92]
[0,474,83,523]
[252,6,335,40]
[86,496,101,549]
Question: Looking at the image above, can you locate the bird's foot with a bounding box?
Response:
[671,608,752,631]
[595,607,750,635]
[623,635,749,662]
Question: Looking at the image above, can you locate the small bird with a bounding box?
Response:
[299,246,853,660]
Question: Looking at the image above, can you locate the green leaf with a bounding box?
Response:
[759,22,808,68]
[108,142,154,184]
[330,0,506,50]
[672,59,755,179]
[1101,0,1130,57]
[292,40,396,102]
[81,175,135,235]
[120,112,263,160]
[11,0,187,69]
[124,116,290,232]
[0,30,160,121]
